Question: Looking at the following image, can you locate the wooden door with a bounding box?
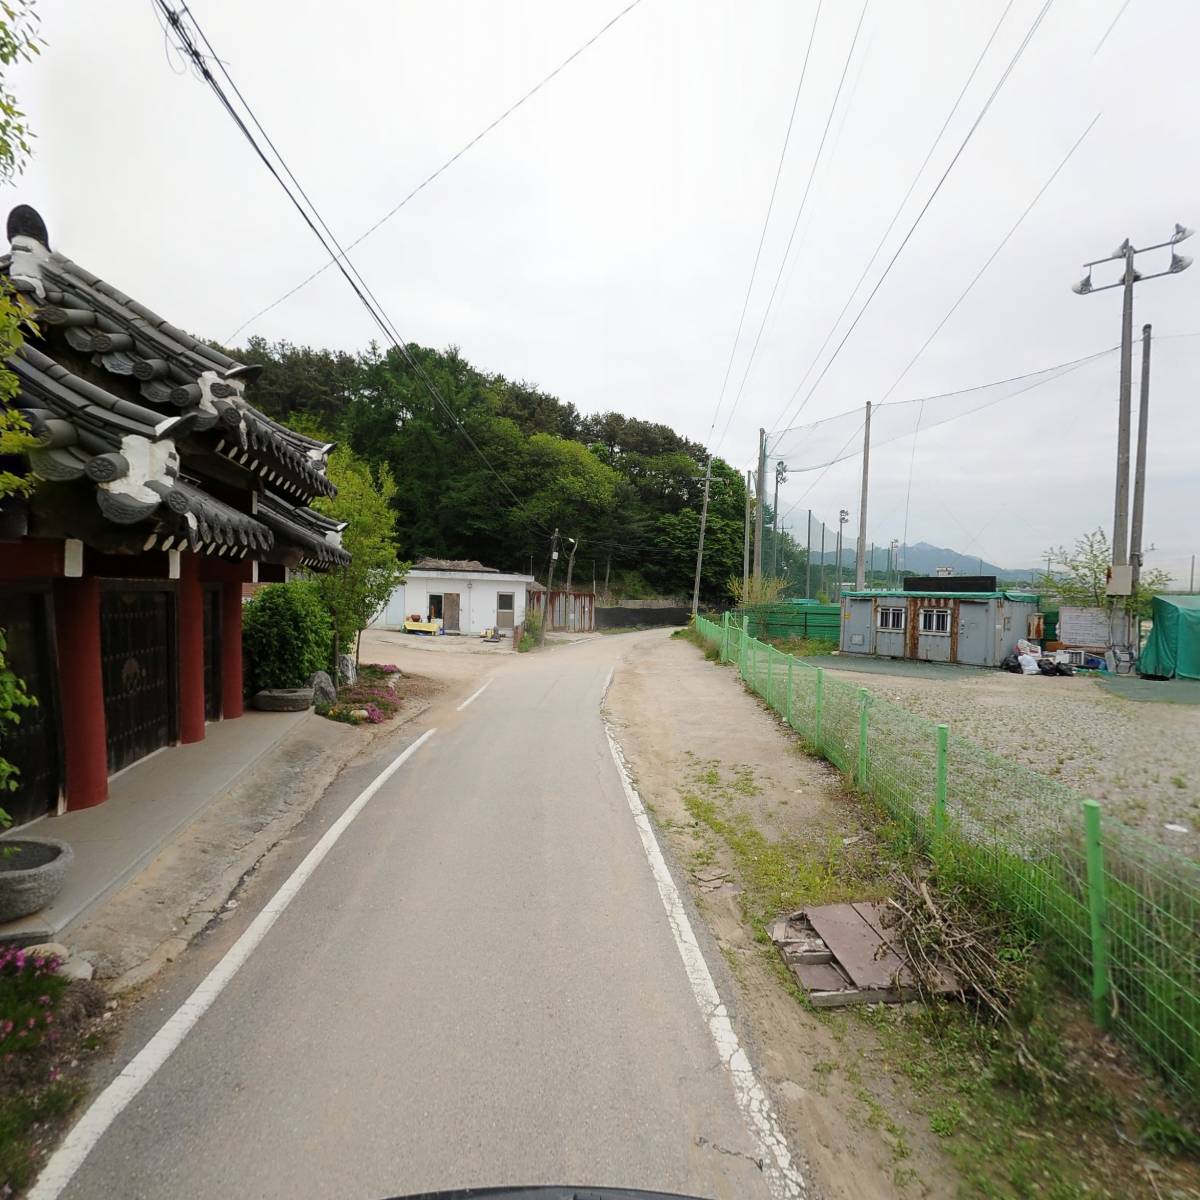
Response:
[443,592,461,633]
[202,585,221,721]
[100,585,176,775]
[0,589,61,824]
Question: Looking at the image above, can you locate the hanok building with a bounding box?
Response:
[0,206,349,825]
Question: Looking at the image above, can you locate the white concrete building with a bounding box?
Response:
[371,558,534,636]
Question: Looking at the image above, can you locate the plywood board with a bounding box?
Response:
[805,903,911,991]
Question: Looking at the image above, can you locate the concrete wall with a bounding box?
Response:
[372,571,533,635]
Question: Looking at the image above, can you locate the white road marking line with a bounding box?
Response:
[456,679,493,711]
[601,666,614,701]
[28,728,438,1200]
[600,690,806,1200]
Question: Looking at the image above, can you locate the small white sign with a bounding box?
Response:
[1059,606,1118,648]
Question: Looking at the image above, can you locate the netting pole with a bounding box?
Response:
[815,668,825,747]
[1082,799,1111,1029]
[934,724,948,838]
[857,687,869,789]
[785,659,794,727]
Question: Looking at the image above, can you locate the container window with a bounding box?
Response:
[877,606,905,630]
[919,607,951,635]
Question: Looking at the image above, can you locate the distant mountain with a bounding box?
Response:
[811,541,1037,582]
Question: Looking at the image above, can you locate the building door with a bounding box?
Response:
[956,601,989,666]
[202,584,222,721]
[496,592,514,631]
[0,589,61,824]
[100,585,177,775]
[442,592,461,633]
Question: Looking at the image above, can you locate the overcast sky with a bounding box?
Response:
[10,0,1199,576]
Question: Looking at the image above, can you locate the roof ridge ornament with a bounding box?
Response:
[7,204,48,247]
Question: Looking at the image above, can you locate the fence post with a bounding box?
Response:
[815,668,825,746]
[934,723,948,838]
[857,687,869,789]
[767,648,774,709]
[785,658,794,727]
[1082,799,1111,1029]
[721,611,730,663]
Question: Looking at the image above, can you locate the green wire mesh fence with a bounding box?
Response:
[695,612,1200,1095]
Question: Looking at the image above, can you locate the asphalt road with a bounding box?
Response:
[52,634,789,1200]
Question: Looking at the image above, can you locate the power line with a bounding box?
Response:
[1093,0,1133,56]
[772,0,1054,434]
[712,0,869,456]
[703,0,823,450]
[878,110,1101,403]
[765,0,1015,437]
[224,0,647,343]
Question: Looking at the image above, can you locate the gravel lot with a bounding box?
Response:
[812,656,1200,858]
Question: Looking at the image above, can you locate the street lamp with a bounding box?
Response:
[1072,224,1193,577]
[889,538,900,589]
[834,509,849,596]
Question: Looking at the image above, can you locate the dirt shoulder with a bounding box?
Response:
[605,631,1200,1200]
[605,631,956,1200]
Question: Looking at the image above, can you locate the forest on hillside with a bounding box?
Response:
[232,338,814,600]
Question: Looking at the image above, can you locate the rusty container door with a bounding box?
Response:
[442,591,461,633]
[100,585,177,775]
[956,600,990,666]
[202,584,222,721]
[0,589,61,824]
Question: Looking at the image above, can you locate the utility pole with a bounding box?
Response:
[1129,324,1152,599]
[753,428,766,578]
[742,469,752,597]
[1072,224,1192,569]
[564,537,578,591]
[1191,555,1196,592]
[804,509,812,599]
[889,538,899,589]
[691,457,713,618]
[836,509,848,599]
[855,401,871,588]
[770,460,786,577]
[540,528,560,645]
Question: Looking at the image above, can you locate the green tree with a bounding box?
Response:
[312,448,408,672]
[1037,528,1172,621]
[0,0,40,836]
[242,583,332,692]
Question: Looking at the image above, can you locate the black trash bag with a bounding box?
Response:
[1000,651,1022,674]
[1037,658,1059,676]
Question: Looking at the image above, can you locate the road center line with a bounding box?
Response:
[600,690,806,1200]
[28,728,438,1200]
[456,679,493,711]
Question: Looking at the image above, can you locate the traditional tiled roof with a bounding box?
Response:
[412,557,498,572]
[2,205,348,569]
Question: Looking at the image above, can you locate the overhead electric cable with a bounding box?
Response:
[712,0,869,456]
[772,0,1054,434]
[703,0,823,450]
[225,0,647,342]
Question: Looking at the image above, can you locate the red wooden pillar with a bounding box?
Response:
[53,576,108,810]
[221,580,244,719]
[178,553,206,744]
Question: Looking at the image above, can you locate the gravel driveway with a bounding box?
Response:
[810,656,1200,858]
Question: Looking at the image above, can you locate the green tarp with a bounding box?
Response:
[1139,594,1200,680]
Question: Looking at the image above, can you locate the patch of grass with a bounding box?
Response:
[769,636,837,658]
[676,625,723,661]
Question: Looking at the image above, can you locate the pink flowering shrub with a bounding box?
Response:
[0,946,68,1057]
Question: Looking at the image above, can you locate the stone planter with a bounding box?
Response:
[252,687,314,712]
[0,838,73,923]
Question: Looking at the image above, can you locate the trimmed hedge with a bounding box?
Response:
[242,582,332,692]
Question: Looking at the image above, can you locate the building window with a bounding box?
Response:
[919,607,951,635]
[877,606,905,631]
[497,593,514,612]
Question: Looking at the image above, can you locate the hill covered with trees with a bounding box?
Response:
[232,337,810,599]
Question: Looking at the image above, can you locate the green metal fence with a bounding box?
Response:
[696,612,1200,1095]
[739,602,841,643]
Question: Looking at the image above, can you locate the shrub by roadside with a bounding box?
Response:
[242,582,332,693]
[518,611,542,652]
[317,663,403,725]
[1,947,111,1194]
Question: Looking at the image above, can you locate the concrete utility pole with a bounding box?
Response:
[804,509,812,599]
[563,536,579,629]
[837,508,849,599]
[539,528,559,646]
[742,469,752,596]
[691,457,713,618]
[1192,555,1196,592]
[770,460,786,577]
[1129,324,1152,599]
[753,428,766,578]
[855,401,871,589]
[1072,224,1192,568]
